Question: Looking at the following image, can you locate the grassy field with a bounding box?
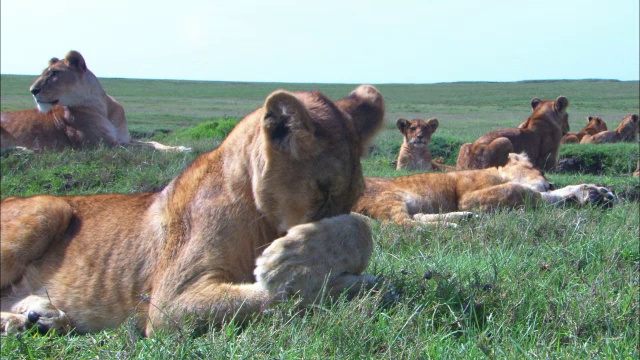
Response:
[1,75,639,358]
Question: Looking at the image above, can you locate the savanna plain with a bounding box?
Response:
[1,75,639,359]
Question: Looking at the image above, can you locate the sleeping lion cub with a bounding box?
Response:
[354,153,616,227]
[1,85,385,336]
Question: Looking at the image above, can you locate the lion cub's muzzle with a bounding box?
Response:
[408,136,426,146]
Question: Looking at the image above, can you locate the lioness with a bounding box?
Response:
[0,85,385,336]
[395,118,455,171]
[354,153,616,227]
[456,96,569,171]
[580,114,639,144]
[561,116,608,144]
[0,50,189,152]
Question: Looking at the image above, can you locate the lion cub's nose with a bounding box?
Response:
[30,87,41,96]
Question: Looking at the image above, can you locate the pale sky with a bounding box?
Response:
[1,0,638,83]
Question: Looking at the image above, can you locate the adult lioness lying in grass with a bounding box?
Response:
[354,153,616,227]
[0,85,385,336]
[0,50,189,152]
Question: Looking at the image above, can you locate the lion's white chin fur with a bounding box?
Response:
[35,100,54,113]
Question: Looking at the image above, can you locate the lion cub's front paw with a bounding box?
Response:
[255,214,373,303]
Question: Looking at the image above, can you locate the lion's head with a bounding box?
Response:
[253,85,385,233]
[616,114,639,141]
[584,116,608,135]
[522,96,570,136]
[500,152,553,193]
[29,51,102,113]
[396,118,438,147]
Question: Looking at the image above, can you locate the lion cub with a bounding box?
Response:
[456,97,569,171]
[580,114,638,144]
[395,118,455,171]
[561,116,608,144]
[355,153,616,227]
[1,85,385,336]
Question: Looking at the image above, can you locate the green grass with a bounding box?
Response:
[1,76,639,358]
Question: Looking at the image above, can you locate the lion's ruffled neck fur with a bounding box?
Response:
[158,110,272,238]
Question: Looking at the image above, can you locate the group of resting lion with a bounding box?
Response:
[395,104,638,173]
[0,51,624,336]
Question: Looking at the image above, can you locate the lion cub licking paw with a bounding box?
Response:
[355,153,616,227]
[1,85,385,336]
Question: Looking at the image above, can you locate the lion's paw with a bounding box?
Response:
[255,214,373,303]
[1,313,30,335]
[3,296,70,335]
[254,235,312,299]
[579,184,617,208]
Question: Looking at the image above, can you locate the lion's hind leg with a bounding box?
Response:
[1,196,73,287]
[458,183,540,212]
[484,137,513,168]
[455,142,473,169]
[412,212,475,227]
[130,140,191,152]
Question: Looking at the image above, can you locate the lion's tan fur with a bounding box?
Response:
[395,118,455,172]
[580,114,638,144]
[0,85,385,336]
[0,51,188,152]
[456,97,569,171]
[561,116,608,144]
[355,153,616,227]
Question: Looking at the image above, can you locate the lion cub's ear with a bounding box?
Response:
[48,57,60,66]
[426,118,439,133]
[587,116,593,122]
[396,118,410,133]
[555,96,569,113]
[64,50,87,73]
[263,90,318,160]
